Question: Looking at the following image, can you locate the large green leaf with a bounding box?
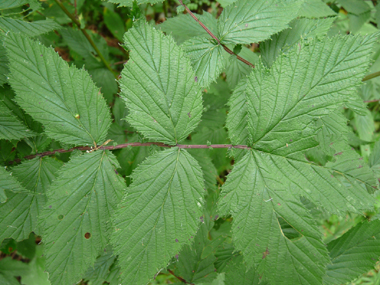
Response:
[0,157,62,241]
[224,255,264,285]
[0,18,61,37]
[5,33,111,146]
[111,148,205,284]
[119,20,203,145]
[0,33,7,85]
[159,12,218,45]
[218,0,302,45]
[0,166,26,203]
[261,18,335,67]
[42,150,126,285]
[182,37,225,88]
[0,101,35,140]
[218,151,334,284]
[0,0,40,10]
[323,220,380,284]
[220,34,379,284]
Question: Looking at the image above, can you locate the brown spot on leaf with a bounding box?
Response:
[262,248,269,259]
[85,232,91,239]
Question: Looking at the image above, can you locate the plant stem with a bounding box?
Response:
[362,71,380,82]
[177,0,254,68]
[54,0,118,80]
[364,99,380,103]
[8,143,251,165]
[168,269,194,285]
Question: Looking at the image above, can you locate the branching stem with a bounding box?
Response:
[8,143,251,165]
[177,0,254,68]
[54,0,118,79]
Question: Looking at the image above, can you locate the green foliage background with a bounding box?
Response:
[1,0,380,284]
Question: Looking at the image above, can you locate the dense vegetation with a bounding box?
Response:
[1,0,380,284]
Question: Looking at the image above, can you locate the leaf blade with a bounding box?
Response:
[5,33,111,146]
[111,148,205,284]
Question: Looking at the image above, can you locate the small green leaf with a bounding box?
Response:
[0,101,35,140]
[160,12,218,45]
[218,0,302,45]
[103,8,126,42]
[111,148,205,284]
[324,220,380,284]
[0,166,26,203]
[0,157,62,241]
[298,0,336,18]
[0,18,61,37]
[182,37,225,88]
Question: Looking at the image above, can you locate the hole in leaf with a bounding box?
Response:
[58,215,64,220]
[84,232,91,239]
[278,217,303,241]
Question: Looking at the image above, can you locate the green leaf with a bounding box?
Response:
[314,110,349,157]
[119,20,203,145]
[298,0,336,18]
[107,0,164,7]
[0,0,40,10]
[42,150,126,285]
[182,37,225,88]
[60,28,117,103]
[0,101,35,140]
[370,140,380,177]
[217,0,302,45]
[103,8,126,42]
[336,0,371,15]
[218,151,331,284]
[261,18,335,68]
[111,148,205,284]
[323,220,380,284]
[0,18,61,37]
[159,12,218,45]
[5,33,112,146]
[0,257,29,285]
[0,157,62,241]
[224,255,264,285]
[0,166,26,203]
[0,34,7,85]
[227,34,378,149]
[224,46,258,89]
[83,245,119,285]
[173,223,217,284]
[220,34,379,284]
[354,109,375,142]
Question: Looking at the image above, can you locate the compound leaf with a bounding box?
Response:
[119,20,203,145]
[221,34,379,284]
[5,33,111,146]
[182,37,225,88]
[218,0,302,45]
[111,148,205,284]
[42,151,126,285]
[0,157,62,241]
[323,220,380,284]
